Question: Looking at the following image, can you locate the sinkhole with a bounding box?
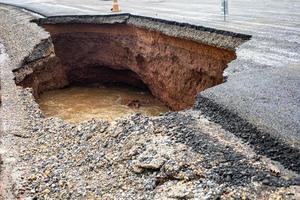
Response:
[13,15,251,122]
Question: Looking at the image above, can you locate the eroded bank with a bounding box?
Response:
[13,15,250,111]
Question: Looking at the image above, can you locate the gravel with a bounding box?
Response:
[10,88,299,199]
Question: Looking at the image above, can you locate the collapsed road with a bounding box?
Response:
[0,1,300,200]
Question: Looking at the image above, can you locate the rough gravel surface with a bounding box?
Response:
[14,88,300,199]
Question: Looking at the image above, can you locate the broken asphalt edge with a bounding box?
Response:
[194,95,300,173]
[31,14,251,51]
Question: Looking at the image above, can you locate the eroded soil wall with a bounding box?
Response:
[15,23,237,110]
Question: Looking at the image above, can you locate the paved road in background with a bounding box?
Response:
[0,0,300,146]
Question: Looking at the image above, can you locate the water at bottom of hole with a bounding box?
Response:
[37,85,170,123]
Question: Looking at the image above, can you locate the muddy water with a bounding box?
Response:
[37,86,169,123]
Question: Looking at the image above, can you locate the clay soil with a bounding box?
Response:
[15,23,236,110]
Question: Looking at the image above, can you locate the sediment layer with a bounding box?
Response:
[14,16,250,110]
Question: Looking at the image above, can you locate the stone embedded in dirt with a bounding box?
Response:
[155,181,195,199]
[126,100,141,109]
[121,98,155,109]
[132,156,166,172]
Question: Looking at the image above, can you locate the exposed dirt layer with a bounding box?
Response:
[14,16,249,110]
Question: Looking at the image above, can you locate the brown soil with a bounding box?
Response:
[15,23,236,110]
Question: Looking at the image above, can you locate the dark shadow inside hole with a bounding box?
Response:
[68,64,148,90]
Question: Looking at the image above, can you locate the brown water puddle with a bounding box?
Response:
[37,86,169,123]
